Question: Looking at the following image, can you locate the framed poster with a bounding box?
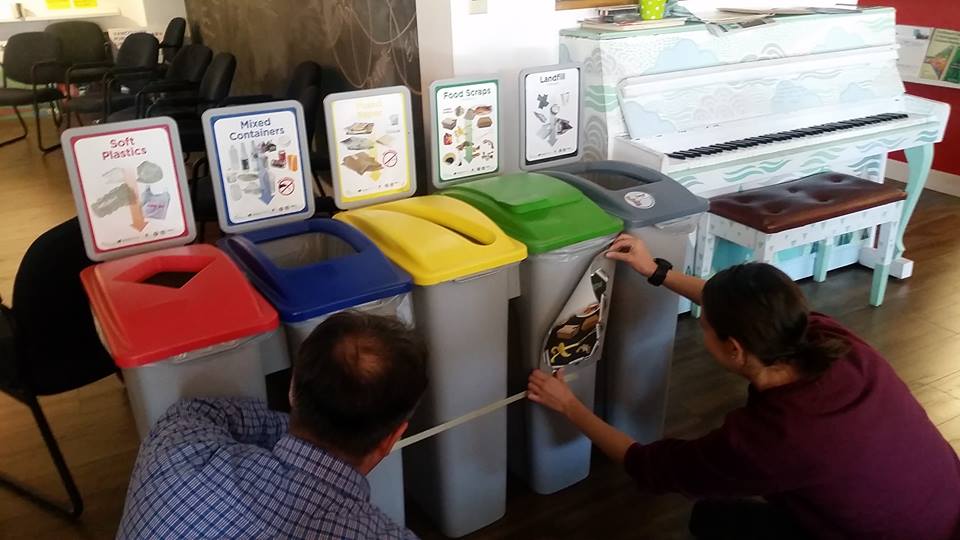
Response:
[519,63,583,170]
[324,86,417,210]
[201,100,315,234]
[428,77,500,188]
[61,117,195,261]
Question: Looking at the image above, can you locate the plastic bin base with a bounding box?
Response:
[403,269,513,538]
[123,332,272,439]
[600,221,695,443]
[508,236,615,494]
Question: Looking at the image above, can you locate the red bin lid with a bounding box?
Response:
[81,244,278,368]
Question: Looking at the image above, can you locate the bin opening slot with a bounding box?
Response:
[256,233,357,269]
[139,271,198,289]
[580,172,645,190]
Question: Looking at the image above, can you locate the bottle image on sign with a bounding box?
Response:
[210,108,308,225]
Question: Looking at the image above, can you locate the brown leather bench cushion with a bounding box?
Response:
[709,173,906,234]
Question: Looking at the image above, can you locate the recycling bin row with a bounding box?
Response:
[80,162,705,539]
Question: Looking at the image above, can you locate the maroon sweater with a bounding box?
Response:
[624,313,960,539]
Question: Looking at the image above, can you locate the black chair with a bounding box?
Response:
[159,18,186,70]
[0,218,118,518]
[143,52,237,152]
[105,43,212,123]
[62,32,160,127]
[0,32,65,152]
[44,21,111,85]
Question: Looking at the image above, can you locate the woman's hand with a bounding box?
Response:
[606,233,657,277]
[528,368,580,417]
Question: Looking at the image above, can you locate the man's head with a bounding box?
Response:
[290,311,428,474]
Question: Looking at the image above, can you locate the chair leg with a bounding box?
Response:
[0,394,83,519]
[33,100,61,153]
[0,106,28,147]
[870,220,899,307]
[813,237,833,282]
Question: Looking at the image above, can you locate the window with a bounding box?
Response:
[557,0,631,9]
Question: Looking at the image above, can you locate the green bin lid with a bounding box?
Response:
[444,172,622,254]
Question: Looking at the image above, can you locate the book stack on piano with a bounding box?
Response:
[580,4,687,32]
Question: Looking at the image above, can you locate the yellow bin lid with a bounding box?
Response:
[334,195,527,286]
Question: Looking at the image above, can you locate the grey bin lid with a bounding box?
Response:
[543,160,708,228]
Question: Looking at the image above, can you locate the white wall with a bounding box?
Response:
[0,0,184,41]
[416,0,594,177]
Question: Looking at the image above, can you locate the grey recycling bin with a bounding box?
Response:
[545,161,707,444]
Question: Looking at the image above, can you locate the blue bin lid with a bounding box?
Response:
[219,219,413,323]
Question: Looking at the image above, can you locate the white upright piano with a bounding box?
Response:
[560,7,949,280]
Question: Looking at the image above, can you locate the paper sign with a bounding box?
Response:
[429,77,500,186]
[542,253,614,372]
[324,86,416,210]
[62,118,195,261]
[519,64,583,170]
[201,101,314,233]
[896,26,934,80]
[106,28,166,52]
[920,29,960,84]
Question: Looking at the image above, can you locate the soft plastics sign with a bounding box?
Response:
[324,86,417,210]
[62,117,195,261]
[429,77,500,187]
[519,64,583,170]
[202,100,315,233]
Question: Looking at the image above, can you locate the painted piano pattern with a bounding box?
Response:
[561,8,949,281]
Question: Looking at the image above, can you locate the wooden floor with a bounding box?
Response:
[0,118,959,540]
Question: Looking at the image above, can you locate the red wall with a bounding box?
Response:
[873,1,960,175]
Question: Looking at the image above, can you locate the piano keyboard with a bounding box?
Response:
[665,113,910,160]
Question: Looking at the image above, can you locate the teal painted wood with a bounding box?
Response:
[813,238,834,283]
[900,144,934,258]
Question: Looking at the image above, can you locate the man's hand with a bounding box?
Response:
[528,368,580,417]
[606,233,657,277]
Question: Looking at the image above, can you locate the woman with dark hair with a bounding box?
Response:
[528,233,960,540]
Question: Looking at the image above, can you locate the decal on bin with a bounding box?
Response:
[445,172,622,495]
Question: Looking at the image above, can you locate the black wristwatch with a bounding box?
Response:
[648,258,673,286]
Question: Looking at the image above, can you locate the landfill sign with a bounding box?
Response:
[429,77,500,186]
[324,86,416,210]
[62,117,195,261]
[519,64,583,170]
[202,100,314,233]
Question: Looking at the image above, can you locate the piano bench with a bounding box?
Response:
[693,172,907,309]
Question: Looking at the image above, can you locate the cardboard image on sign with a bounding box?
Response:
[542,253,613,372]
[324,86,415,209]
[430,78,499,185]
[520,64,583,170]
[62,118,194,261]
[202,101,313,233]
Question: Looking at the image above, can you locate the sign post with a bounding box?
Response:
[428,77,500,187]
[61,117,195,261]
[201,100,315,234]
[323,86,417,210]
[519,64,583,171]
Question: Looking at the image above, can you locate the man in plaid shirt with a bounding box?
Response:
[118,312,429,539]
